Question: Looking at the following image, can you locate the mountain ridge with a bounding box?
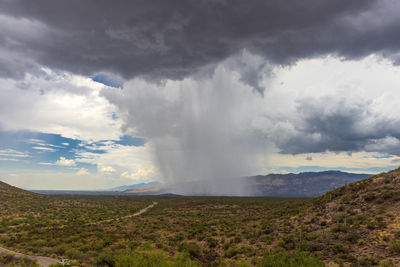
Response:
[122,170,372,197]
[5,170,372,197]
[109,181,162,191]
[245,170,371,197]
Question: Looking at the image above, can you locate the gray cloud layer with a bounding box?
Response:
[1,0,400,92]
[273,96,400,155]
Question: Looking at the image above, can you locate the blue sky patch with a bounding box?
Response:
[0,130,145,174]
[116,135,146,146]
[92,73,124,88]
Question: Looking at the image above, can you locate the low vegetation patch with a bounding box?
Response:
[0,253,39,267]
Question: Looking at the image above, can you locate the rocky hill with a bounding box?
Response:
[279,168,400,266]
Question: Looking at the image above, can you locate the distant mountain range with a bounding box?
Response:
[109,181,162,191]
[244,171,371,197]
[27,171,372,197]
[121,171,371,197]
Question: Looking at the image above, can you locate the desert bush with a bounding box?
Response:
[358,256,379,266]
[345,231,360,243]
[206,237,218,248]
[224,245,241,258]
[0,254,40,267]
[379,259,394,267]
[278,235,296,250]
[0,254,14,265]
[389,242,400,255]
[179,242,202,259]
[97,251,116,266]
[331,223,348,233]
[296,240,317,252]
[259,251,324,267]
[364,193,376,202]
[65,248,85,260]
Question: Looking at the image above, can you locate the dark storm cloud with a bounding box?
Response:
[274,96,400,156]
[1,0,399,91]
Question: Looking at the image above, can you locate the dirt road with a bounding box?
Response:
[0,246,58,267]
[89,201,158,225]
[0,201,158,266]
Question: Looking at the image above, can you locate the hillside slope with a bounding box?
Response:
[280,168,400,266]
[0,180,50,228]
[0,180,46,212]
[0,180,38,197]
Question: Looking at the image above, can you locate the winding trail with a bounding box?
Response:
[90,201,158,225]
[0,201,158,267]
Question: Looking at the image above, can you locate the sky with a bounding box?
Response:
[1,0,400,190]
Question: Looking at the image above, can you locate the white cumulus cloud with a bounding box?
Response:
[76,168,89,176]
[98,165,116,173]
[0,70,123,141]
[55,157,76,167]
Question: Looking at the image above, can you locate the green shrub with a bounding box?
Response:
[364,193,376,202]
[331,223,348,233]
[65,248,84,260]
[234,235,242,243]
[345,231,360,243]
[225,245,240,258]
[128,240,140,249]
[389,242,400,254]
[0,254,40,267]
[206,237,218,248]
[358,256,379,266]
[179,242,202,259]
[115,251,199,267]
[97,252,116,266]
[296,240,317,252]
[379,259,394,267]
[259,251,324,267]
[278,235,296,249]
[0,254,14,264]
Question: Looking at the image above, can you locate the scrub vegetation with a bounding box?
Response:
[0,253,39,267]
[2,168,400,266]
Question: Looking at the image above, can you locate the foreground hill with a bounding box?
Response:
[0,180,38,198]
[280,168,400,266]
[0,180,48,214]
